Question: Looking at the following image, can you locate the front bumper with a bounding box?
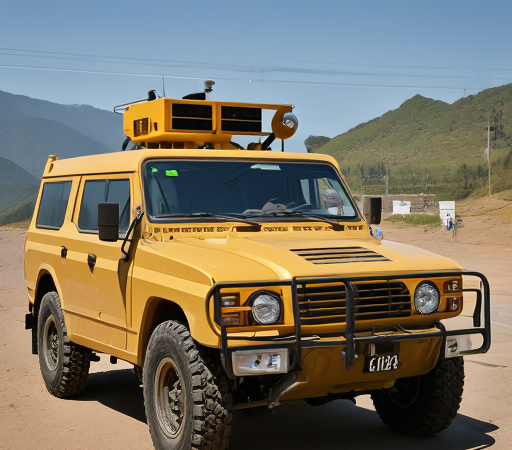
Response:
[206,270,490,403]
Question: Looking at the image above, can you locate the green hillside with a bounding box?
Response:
[0,157,39,218]
[0,193,37,226]
[313,84,512,199]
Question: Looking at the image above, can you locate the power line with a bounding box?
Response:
[2,47,511,74]
[0,63,504,91]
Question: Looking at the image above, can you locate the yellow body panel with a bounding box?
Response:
[25,146,466,399]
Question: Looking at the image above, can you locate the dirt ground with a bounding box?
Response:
[0,194,510,450]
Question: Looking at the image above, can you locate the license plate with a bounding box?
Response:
[364,352,399,373]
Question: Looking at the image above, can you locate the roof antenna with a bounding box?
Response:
[162,75,166,98]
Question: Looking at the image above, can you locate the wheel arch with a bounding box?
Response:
[31,267,62,354]
[137,297,190,366]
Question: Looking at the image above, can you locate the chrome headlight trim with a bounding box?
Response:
[249,291,282,325]
[414,281,440,314]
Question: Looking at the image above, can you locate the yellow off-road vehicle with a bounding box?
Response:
[24,87,491,450]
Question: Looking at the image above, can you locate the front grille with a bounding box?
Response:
[291,247,390,264]
[298,281,411,325]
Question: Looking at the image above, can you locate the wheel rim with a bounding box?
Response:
[154,357,185,438]
[43,315,59,371]
[386,376,421,409]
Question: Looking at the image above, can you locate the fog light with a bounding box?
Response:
[232,349,289,376]
[445,335,472,357]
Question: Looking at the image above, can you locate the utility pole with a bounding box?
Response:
[487,118,491,196]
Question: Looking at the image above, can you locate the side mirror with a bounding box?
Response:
[98,203,119,241]
[363,197,382,225]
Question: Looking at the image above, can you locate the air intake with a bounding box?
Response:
[291,247,390,264]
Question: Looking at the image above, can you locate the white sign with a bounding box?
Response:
[439,201,455,227]
[393,200,411,215]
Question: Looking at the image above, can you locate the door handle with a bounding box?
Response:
[61,246,68,258]
[87,254,97,270]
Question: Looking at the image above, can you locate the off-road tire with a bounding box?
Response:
[371,357,464,436]
[143,320,232,450]
[37,291,91,398]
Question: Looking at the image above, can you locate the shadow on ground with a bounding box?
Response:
[231,401,497,450]
[74,368,147,424]
[72,369,497,450]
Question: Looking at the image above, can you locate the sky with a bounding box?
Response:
[1,0,511,150]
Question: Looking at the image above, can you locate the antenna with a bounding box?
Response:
[162,75,166,97]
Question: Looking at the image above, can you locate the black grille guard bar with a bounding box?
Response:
[205,271,491,379]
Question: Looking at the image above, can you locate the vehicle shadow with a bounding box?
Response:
[230,401,497,450]
[74,368,147,424]
[72,368,497,450]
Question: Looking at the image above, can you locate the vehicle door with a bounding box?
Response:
[67,174,133,350]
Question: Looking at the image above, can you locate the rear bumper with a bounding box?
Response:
[206,270,491,402]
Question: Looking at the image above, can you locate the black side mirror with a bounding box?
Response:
[363,197,382,225]
[98,203,119,241]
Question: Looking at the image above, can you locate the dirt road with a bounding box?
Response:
[0,221,510,450]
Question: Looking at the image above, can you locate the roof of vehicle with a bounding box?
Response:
[43,149,340,178]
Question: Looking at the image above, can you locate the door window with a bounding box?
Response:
[78,179,130,234]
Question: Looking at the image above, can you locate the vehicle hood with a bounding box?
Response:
[147,233,463,283]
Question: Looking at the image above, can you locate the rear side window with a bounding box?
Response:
[36,181,72,230]
[78,179,130,234]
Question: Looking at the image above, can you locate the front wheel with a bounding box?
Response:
[371,357,464,436]
[143,321,232,450]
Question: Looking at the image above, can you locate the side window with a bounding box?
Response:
[78,179,130,234]
[36,181,72,230]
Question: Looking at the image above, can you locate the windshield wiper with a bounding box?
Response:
[266,210,345,231]
[153,212,262,230]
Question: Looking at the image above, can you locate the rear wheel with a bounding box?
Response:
[143,321,232,450]
[371,357,464,436]
[37,291,91,398]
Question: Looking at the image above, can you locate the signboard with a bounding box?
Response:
[439,201,455,227]
[393,200,411,215]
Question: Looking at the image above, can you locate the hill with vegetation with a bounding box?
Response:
[0,90,125,177]
[0,157,39,225]
[0,90,125,225]
[313,83,512,199]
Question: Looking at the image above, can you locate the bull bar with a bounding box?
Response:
[205,271,491,382]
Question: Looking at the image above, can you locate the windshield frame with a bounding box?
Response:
[141,157,361,224]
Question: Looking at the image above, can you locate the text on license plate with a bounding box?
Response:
[365,353,399,372]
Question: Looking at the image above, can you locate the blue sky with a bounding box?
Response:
[1,0,511,149]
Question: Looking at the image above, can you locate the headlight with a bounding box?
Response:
[251,292,281,324]
[414,281,440,314]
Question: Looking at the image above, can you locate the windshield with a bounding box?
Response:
[143,160,357,221]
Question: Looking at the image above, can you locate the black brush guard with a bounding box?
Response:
[205,271,491,384]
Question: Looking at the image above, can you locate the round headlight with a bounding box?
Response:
[251,293,281,324]
[414,281,440,314]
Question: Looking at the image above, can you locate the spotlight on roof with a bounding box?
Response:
[205,80,215,93]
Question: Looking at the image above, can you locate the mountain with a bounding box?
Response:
[0,192,38,226]
[314,84,512,198]
[0,90,124,153]
[304,135,331,153]
[0,156,39,210]
[0,116,115,177]
[0,90,126,177]
[0,90,126,225]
